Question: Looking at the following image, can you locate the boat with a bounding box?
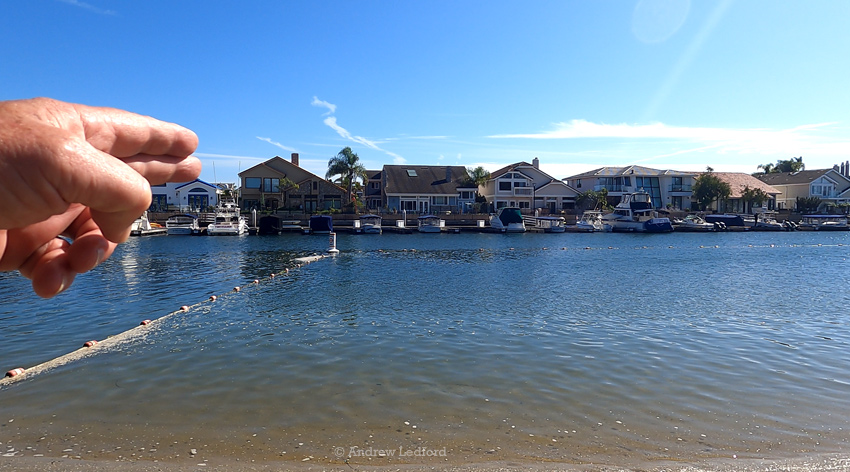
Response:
[417,215,444,233]
[358,214,382,234]
[798,214,849,231]
[258,215,281,235]
[308,215,333,234]
[130,211,167,236]
[489,207,526,233]
[673,214,715,232]
[165,214,200,235]
[207,201,248,236]
[602,191,673,233]
[704,214,746,229]
[575,210,607,232]
[535,216,566,233]
[750,212,790,231]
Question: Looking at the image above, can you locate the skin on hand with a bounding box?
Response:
[0,97,201,297]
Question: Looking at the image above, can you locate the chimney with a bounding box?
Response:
[846,161,849,177]
[291,153,300,167]
[446,166,452,183]
[532,157,540,169]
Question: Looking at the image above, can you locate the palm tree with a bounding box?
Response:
[326,147,367,207]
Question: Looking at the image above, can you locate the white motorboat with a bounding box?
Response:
[165,214,200,235]
[575,210,607,232]
[798,214,849,231]
[417,215,444,233]
[489,207,526,233]
[673,214,715,232]
[602,191,673,233]
[207,201,248,236]
[750,212,789,231]
[358,214,382,234]
[536,216,566,233]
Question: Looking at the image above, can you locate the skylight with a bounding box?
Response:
[407,169,417,177]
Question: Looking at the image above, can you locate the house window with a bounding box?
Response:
[312,181,318,191]
[245,178,261,189]
[149,194,167,212]
[518,201,530,209]
[263,178,280,193]
[499,181,512,191]
[370,182,380,189]
[432,196,447,205]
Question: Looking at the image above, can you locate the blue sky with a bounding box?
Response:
[3,0,849,184]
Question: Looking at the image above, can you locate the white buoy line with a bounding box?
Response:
[1,253,330,387]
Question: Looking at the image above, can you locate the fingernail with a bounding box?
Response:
[57,274,72,295]
[96,247,105,266]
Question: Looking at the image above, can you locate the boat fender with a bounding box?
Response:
[210,295,217,301]
[180,306,189,312]
[5,368,25,377]
[83,340,98,347]
[140,319,152,326]
[233,287,241,292]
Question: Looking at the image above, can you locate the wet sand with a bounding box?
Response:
[3,454,850,472]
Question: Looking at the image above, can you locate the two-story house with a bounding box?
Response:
[757,168,850,211]
[239,154,349,212]
[479,158,577,213]
[381,165,477,214]
[709,172,780,213]
[563,165,696,210]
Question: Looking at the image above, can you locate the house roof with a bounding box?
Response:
[712,172,780,198]
[756,169,845,186]
[175,178,218,190]
[383,165,470,195]
[490,162,534,180]
[239,156,348,194]
[566,165,696,179]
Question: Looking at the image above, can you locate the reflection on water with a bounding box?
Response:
[2,232,850,466]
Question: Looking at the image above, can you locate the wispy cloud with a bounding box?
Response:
[489,119,850,157]
[311,96,336,116]
[315,97,406,164]
[56,0,117,15]
[256,137,297,153]
[194,152,266,162]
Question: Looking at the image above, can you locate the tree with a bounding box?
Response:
[757,156,804,174]
[326,147,367,208]
[575,189,610,211]
[465,166,490,187]
[796,196,822,214]
[740,185,770,214]
[692,168,731,211]
[277,176,299,210]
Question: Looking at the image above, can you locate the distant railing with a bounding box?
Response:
[669,184,693,192]
[514,188,533,196]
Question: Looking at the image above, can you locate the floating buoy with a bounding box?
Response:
[210,295,217,301]
[270,273,276,278]
[5,368,25,377]
[140,320,151,326]
[253,280,259,284]
[180,305,189,312]
[234,287,240,292]
[83,340,98,347]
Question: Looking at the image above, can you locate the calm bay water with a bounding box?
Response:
[2,231,850,467]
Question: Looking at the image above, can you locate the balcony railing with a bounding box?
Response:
[514,188,533,196]
[669,184,692,192]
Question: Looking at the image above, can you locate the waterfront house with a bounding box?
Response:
[238,154,349,212]
[480,158,577,214]
[364,169,384,212]
[380,165,477,214]
[563,165,696,211]
[756,168,850,211]
[709,172,780,213]
[149,178,220,212]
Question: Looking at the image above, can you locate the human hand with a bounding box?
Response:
[0,97,200,297]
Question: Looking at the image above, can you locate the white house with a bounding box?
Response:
[150,179,220,212]
[479,158,578,213]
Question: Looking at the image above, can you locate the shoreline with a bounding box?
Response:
[3,453,850,472]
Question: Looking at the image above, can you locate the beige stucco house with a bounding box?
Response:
[238,154,349,212]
